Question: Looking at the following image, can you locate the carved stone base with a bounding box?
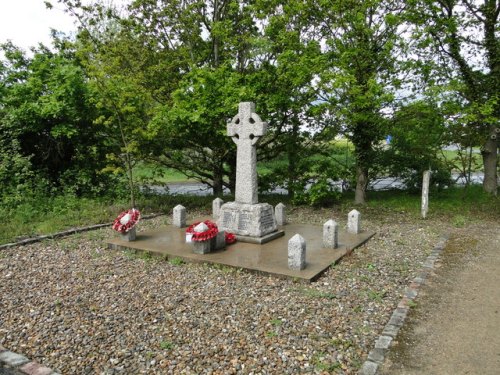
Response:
[236,230,285,244]
[218,202,278,238]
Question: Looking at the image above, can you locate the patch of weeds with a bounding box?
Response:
[86,231,107,241]
[452,214,467,228]
[138,251,153,261]
[408,300,418,308]
[168,257,185,266]
[312,352,342,372]
[270,318,282,327]
[330,338,354,349]
[160,341,174,350]
[123,249,137,259]
[266,331,277,338]
[355,325,371,335]
[353,305,363,313]
[394,261,411,276]
[359,274,373,283]
[211,263,234,273]
[366,263,377,270]
[366,289,386,302]
[350,356,363,369]
[145,351,154,359]
[91,248,103,259]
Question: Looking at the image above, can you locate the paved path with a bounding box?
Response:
[380,223,500,375]
[145,173,485,196]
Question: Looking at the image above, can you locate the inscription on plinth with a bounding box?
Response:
[218,202,278,238]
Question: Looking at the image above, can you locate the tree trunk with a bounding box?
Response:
[212,164,224,196]
[287,121,301,200]
[481,127,498,195]
[355,164,368,205]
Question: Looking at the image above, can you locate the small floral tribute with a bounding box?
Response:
[112,208,141,234]
[185,220,236,244]
[186,220,219,242]
[225,232,236,244]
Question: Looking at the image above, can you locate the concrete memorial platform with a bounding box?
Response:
[107,220,374,282]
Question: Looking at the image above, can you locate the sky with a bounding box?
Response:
[0,0,77,51]
[0,0,128,52]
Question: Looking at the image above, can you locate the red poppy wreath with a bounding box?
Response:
[112,208,141,234]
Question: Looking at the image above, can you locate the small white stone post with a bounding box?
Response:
[173,204,186,228]
[121,227,136,242]
[275,203,286,226]
[212,230,226,250]
[212,198,224,220]
[192,222,212,254]
[288,234,306,270]
[323,219,338,249]
[421,170,431,219]
[347,209,361,234]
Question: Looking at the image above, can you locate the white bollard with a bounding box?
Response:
[347,209,361,234]
[173,204,186,228]
[288,234,306,270]
[275,203,286,226]
[323,219,338,249]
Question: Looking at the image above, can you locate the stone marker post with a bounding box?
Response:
[347,209,361,234]
[323,219,338,249]
[212,198,224,219]
[275,203,286,226]
[227,102,267,204]
[288,234,306,270]
[421,170,431,219]
[121,227,136,242]
[192,222,212,254]
[173,204,186,228]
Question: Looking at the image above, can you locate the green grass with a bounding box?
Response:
[134,162,194,184]
[168,257,185,266]
[361,185,499,220]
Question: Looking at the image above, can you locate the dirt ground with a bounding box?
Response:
[380,221,500,375]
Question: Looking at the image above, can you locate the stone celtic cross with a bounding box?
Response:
[227,102,267,204]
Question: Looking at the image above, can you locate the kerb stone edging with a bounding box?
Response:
[0,344,60,375]
[359,235,448,375]
[0,213,164,251]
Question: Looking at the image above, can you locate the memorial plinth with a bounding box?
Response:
[217,102,284,244]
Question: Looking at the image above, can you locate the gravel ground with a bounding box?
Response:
[1,208,448,374]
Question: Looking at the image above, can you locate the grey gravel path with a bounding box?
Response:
[1,209,449,374]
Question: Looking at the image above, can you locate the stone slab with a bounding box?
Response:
[107,218,375,282]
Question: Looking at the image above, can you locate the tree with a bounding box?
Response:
[58,0,327,197]
[312,0,406,204]
[409,0,499,195]
[0,41,108,197]
[384,100,452,190]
